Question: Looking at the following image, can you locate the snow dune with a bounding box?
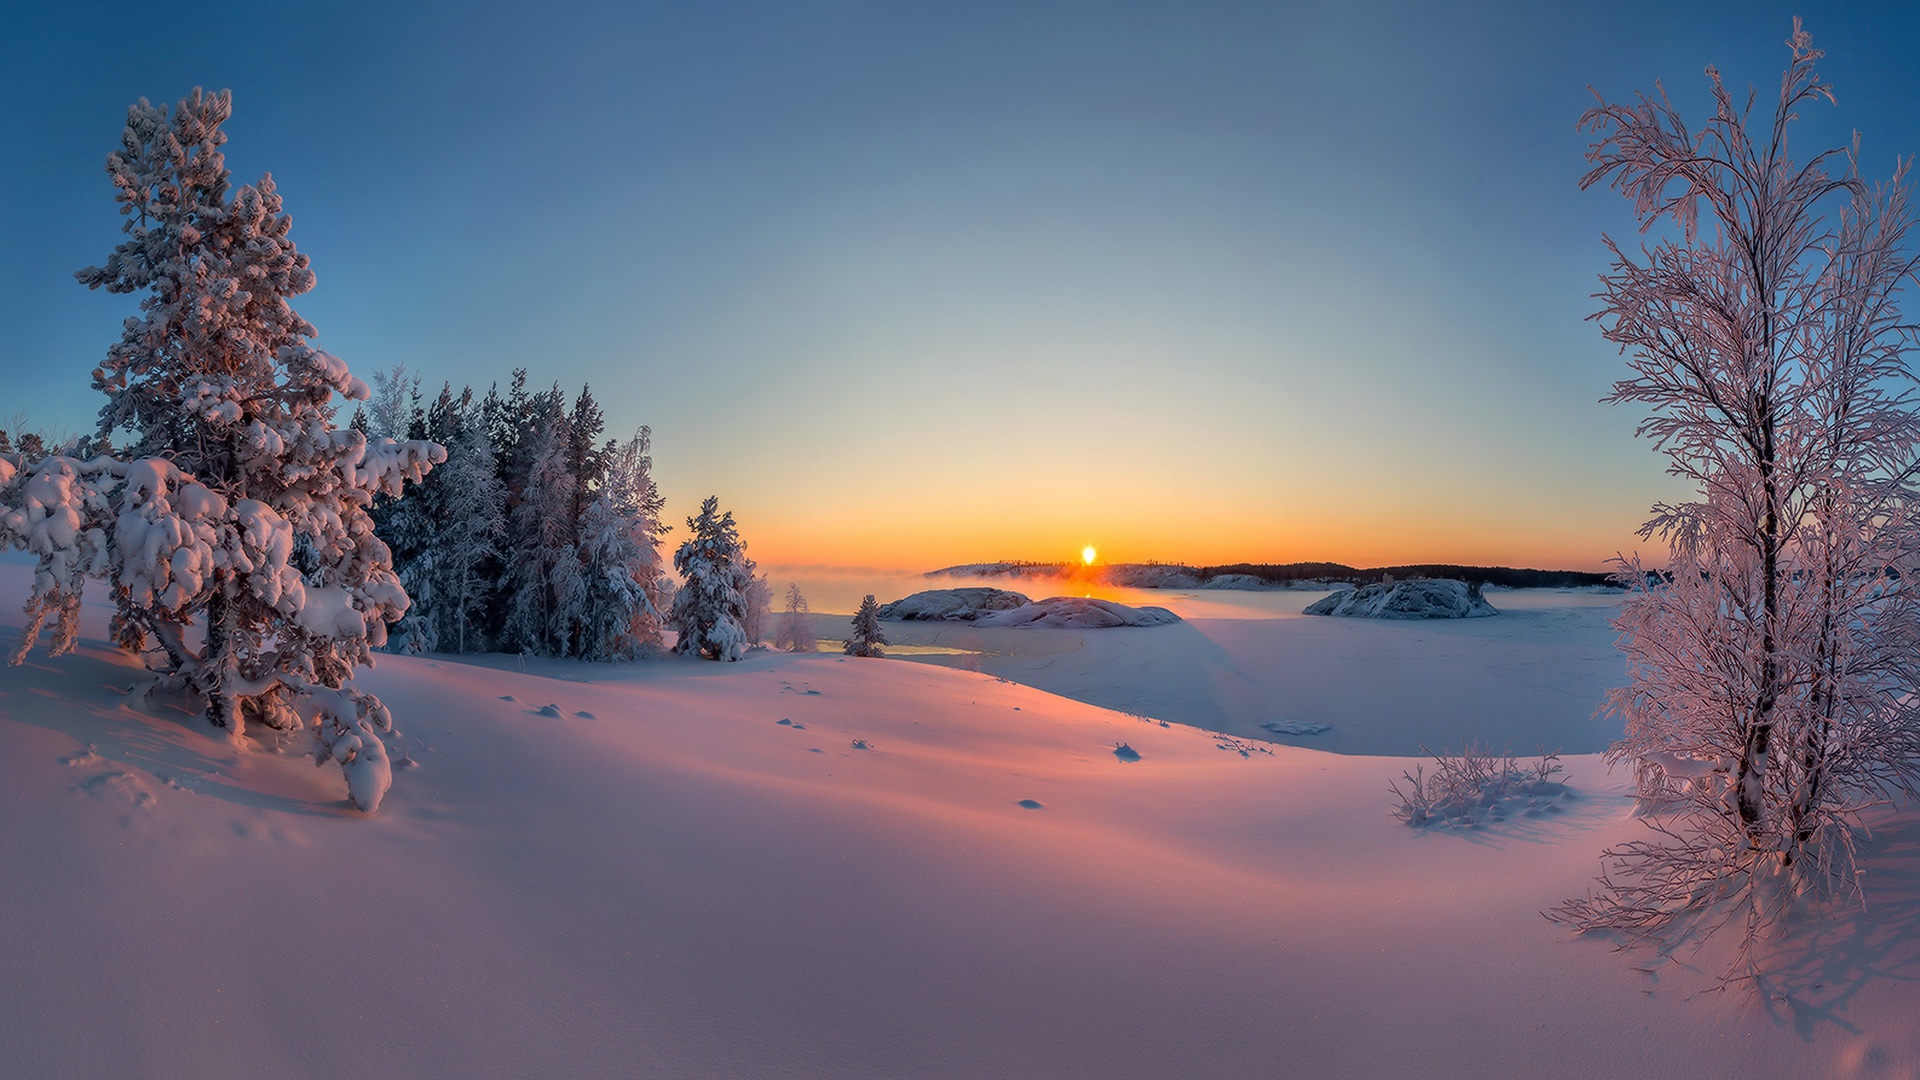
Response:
[4,566,1920,1078]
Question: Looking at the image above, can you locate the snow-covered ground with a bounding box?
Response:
[6,564,1920,1078]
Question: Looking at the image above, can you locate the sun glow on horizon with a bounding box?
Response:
[1082,545,1097,566]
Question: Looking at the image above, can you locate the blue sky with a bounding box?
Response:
[5,2,1918,568]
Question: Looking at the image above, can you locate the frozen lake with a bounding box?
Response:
[769,566,1629,756]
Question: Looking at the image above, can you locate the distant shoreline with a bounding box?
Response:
[925,560,1621,591]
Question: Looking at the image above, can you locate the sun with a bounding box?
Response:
[1082,545,1097,566]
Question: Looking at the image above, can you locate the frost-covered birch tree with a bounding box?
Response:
[0,89,443,812]
[773,583,816,652]
[1555,24,1920,959]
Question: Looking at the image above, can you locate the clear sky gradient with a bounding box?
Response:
[6,2,1919,571]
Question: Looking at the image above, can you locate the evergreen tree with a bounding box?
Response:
[503,403,585,655]
[428,416,507,653]
[5,88,442,812]
[577,427,670,660]
[670,496,753,661]
[845,595,887,657]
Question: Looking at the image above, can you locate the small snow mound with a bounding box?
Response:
[1303,579,1496,619]
[573,711,596,720]
[59,744,100,767]
[533,704,563,718]
[1113,743,1141,763]
[1261,718,1331,736]
[876,588,1033,621]
[975,597,1181,629]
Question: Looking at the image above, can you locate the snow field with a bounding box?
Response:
[5,567,1920,1077]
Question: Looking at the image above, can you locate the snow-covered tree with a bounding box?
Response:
[742,571,772,647]
[0,89,443,812]
[773,583,816,652]
[845,595,887,657]
[1554,25,1920,960]
[577,428,670,660]
[670,496,754,661]
[426,416,507,654]
[503,404,586,656]
[363,364,419,441]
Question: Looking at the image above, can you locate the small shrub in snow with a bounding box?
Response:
[1390,744,1566,828]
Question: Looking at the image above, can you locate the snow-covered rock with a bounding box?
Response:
[876,588,1033,621]
[1302,579,1496,619]
[974,596,1182,628]
[1102,564,1203,589]
[1198,573,1268,590]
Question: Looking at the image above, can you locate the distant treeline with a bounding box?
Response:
[932,560,1620,589]
[1204,563,1620,589]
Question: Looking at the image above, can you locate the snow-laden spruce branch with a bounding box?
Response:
[1555,20,1920,970]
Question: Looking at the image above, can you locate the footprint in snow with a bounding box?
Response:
[775,718,807,730]
[59,744,101,767]
[1113,743,1141,763]
[499,695,516,702]
[1017,799,1044,809]
[76,770,155,809]
[574,711,596,720]
[850,739,871,750]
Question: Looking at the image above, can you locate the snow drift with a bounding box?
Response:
[1303,578,1496,619]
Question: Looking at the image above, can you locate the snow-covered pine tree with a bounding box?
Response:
[503,397,586,656]
[385,382,480,654]
[669,496,754,661]
[426,410,507,654]
[0,89,443,812]
[577,427,670,660]
[567,385,607,532]
[1555,24,1920,960]
[845,595,887,657]
[773,583,816,652]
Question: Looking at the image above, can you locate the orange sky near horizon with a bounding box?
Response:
[731,489,1661,574]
